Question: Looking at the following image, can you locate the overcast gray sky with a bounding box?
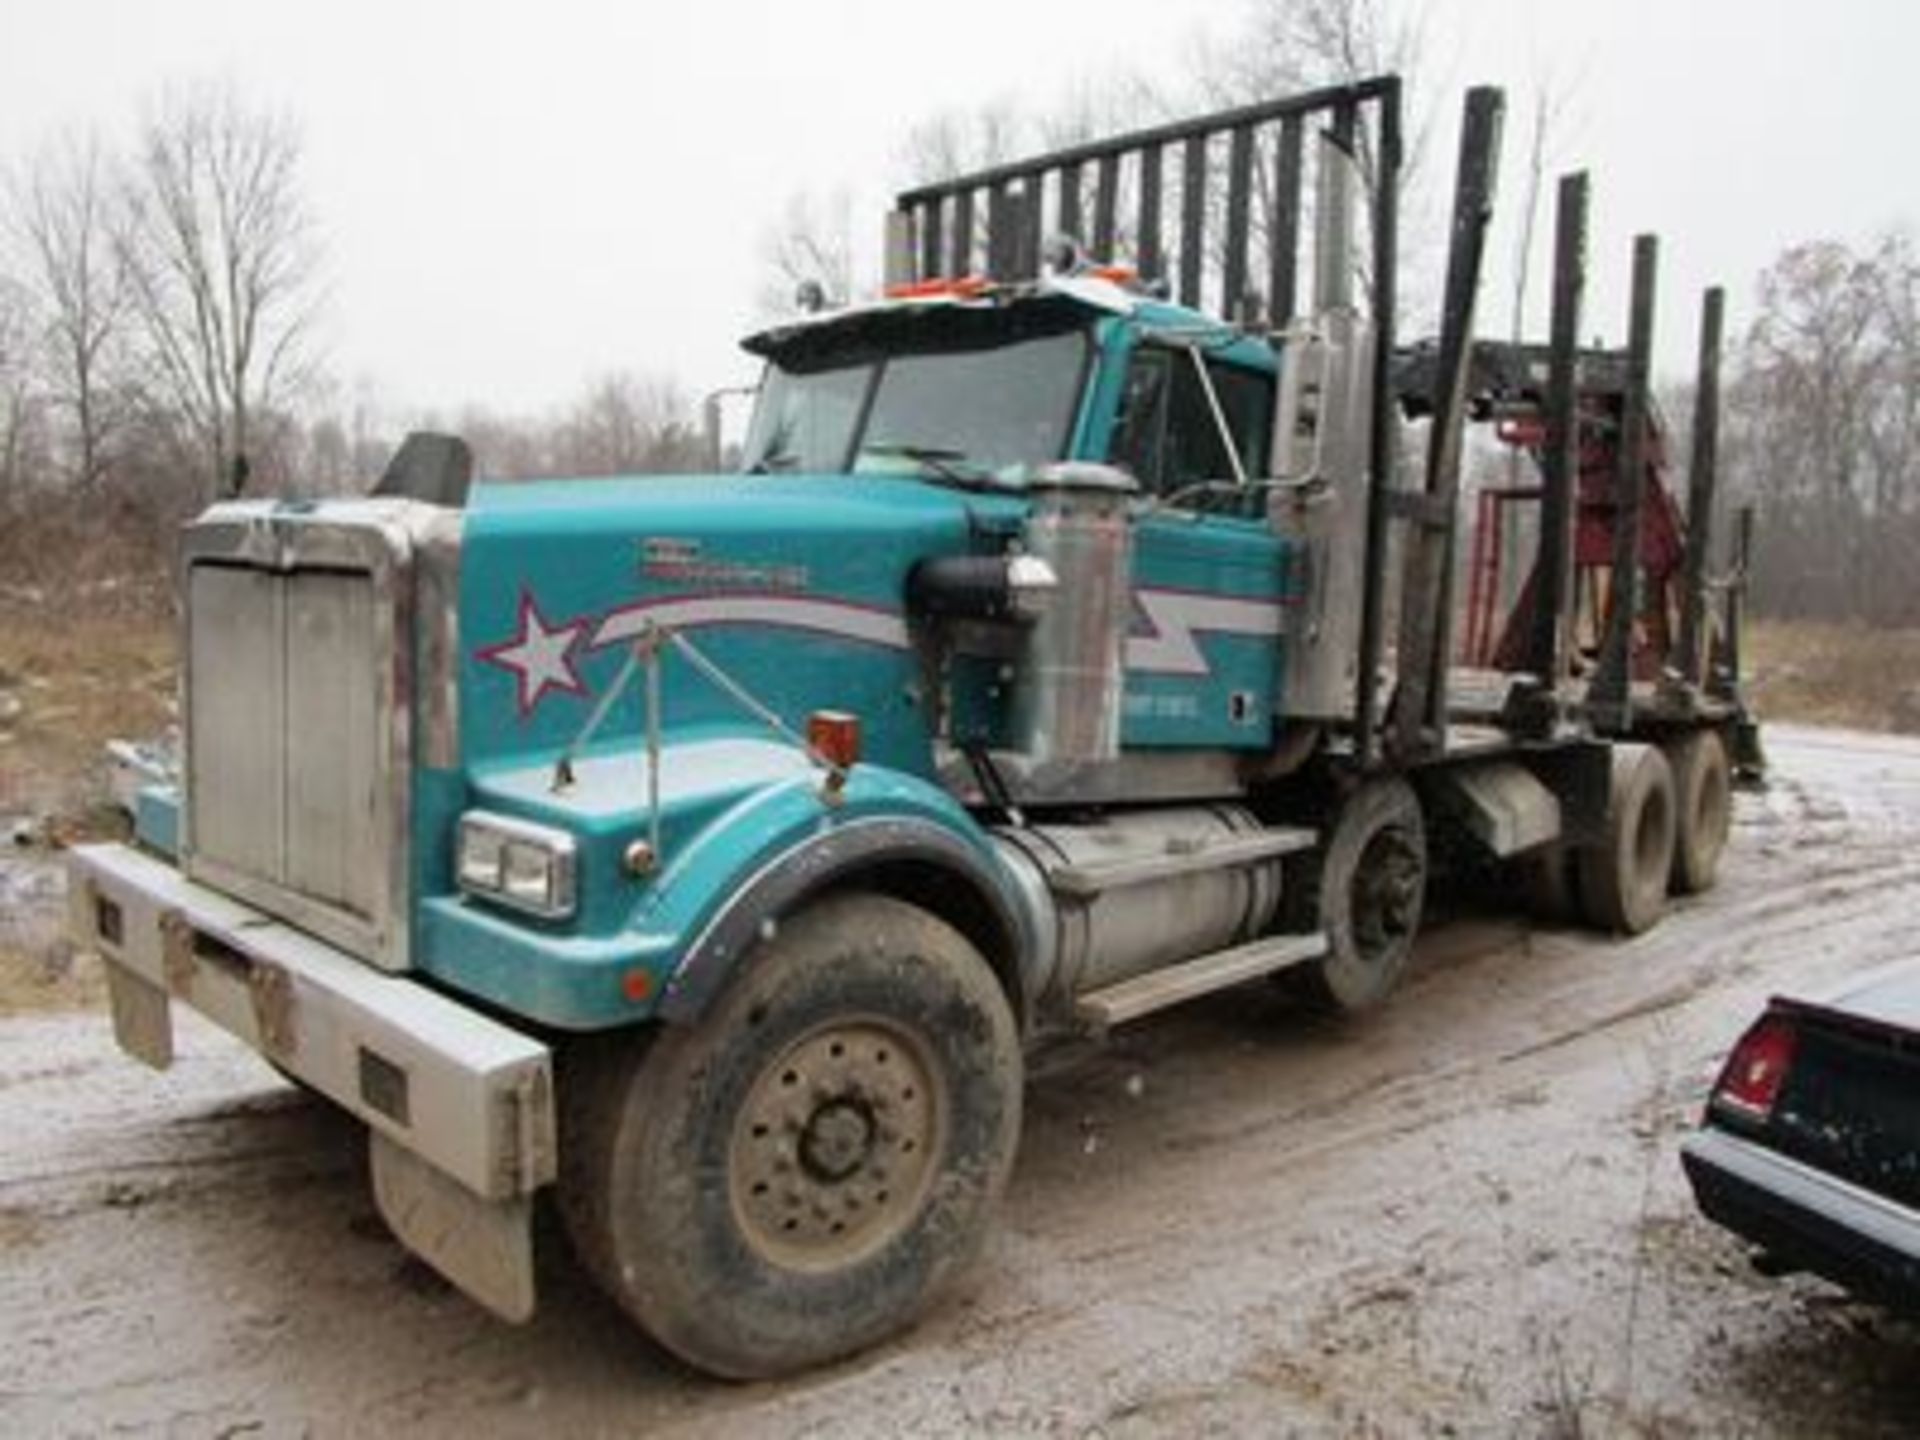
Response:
[3,0,1915,419]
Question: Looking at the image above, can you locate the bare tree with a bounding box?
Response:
[1193,0,1428,116]
[454,405,550,484]
[1862,229,1920,519]
[1723,229,1920,624]
[1192,0,1434,283]
[560,370,697,475]
[9,132,134,490]
[0,274,44,506]
[447,372,702,483]
[898,99,1027,185]
[119,81,322,502]
[760,3,1430,313]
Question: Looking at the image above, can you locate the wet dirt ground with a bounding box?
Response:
[3,724,1919,1437]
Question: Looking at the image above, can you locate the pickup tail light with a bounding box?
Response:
[1709,1010,1799,1124]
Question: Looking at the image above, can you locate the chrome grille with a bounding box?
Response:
[180,500,451,972]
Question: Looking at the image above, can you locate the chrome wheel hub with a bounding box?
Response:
[730,1020,942,1269]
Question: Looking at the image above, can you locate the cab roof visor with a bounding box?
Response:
[742,290,1098,369]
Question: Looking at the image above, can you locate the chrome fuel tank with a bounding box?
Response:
[994,804,1284,1008]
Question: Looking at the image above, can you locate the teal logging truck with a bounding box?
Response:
[69,78,1758,1378]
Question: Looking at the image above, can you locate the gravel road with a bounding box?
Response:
[4,724,1919,1437]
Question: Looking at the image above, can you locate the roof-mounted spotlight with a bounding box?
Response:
[1041,233,1085,276]
[794,279,830,314]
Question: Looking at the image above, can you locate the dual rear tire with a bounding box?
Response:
[1519,729,1733,934]
[1577,742,1678,934]
[1666,729,1733,895]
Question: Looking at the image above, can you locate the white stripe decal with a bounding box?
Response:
[589,588,1280,678]
[1126,589,1285,677]
[593,594,912,651]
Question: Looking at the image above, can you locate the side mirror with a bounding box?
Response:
[1272,322,1332,485]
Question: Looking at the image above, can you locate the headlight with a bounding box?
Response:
[456,811,578,919]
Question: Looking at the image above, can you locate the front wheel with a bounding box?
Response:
[560,892,1022,1379]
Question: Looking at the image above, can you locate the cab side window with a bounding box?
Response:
[1109,345,1273,502]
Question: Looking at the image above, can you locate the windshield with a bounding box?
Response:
[741,326,1088,481]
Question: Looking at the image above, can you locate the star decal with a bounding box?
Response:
[477,590,588,717]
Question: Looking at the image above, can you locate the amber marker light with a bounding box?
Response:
[883,275,991,301]
[807,710,862,771]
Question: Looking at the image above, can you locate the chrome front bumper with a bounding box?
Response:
[68,842,556,1321]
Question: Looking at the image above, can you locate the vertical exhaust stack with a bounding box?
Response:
[1271,132,1378,725]
[1010,464,1138,765]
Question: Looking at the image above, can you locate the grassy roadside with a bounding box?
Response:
[0,604,174,1014]
[1744,620,1920,735]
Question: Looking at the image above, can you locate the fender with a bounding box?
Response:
[418,743,1040,1031]
[658,811,1035,1027]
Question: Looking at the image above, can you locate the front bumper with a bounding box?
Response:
[68,842,556,1321]
[1682,1125,1920,1313]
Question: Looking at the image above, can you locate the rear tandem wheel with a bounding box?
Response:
[1576,742,1677,935]
[1665,728,1732,895]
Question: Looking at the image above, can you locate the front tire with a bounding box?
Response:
[560,892,1022,1379]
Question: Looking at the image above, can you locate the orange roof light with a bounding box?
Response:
[883,275,992,301]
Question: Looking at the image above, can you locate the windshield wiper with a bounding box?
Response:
[746,449,804,474]
[857,443,1011,492]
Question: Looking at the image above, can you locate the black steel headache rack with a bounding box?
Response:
[889,76,1402,331]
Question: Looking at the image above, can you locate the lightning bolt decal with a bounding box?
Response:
[1126,588,1286,677]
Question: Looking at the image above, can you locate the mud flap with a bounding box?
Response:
[105,962,175,1070]
[369,1129,536,1323]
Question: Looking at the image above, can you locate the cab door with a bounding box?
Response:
[1107,339,1291,750]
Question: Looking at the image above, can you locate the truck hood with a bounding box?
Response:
[457,473,1010,772]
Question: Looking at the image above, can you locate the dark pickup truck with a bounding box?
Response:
[1684,959,1920,1311]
